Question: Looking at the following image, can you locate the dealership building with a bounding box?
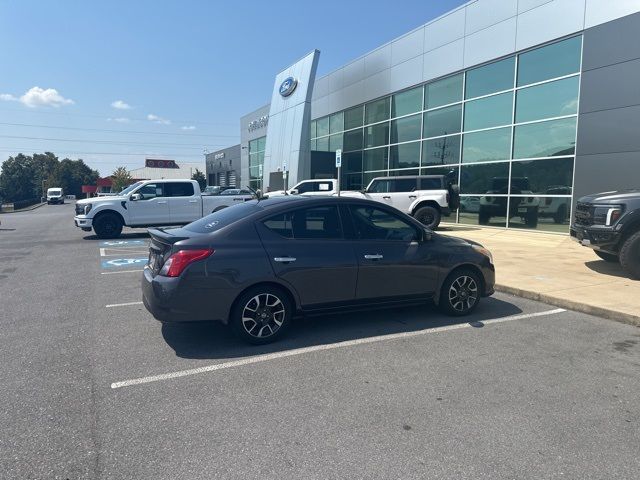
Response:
[213,0,640,233]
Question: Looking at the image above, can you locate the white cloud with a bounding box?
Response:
[0,93,17,102]
[107,117,131,123]
[147,113,171,125]
[18,86,74,108]
[181,125,196,130]
[111,100,132,110]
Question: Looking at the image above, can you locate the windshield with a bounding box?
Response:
[184,202,262,233]
[48,189,61,195]
[118,181,144,196]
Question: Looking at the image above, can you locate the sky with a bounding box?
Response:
[0,0,466,176]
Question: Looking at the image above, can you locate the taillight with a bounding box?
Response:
[159,249,214,277]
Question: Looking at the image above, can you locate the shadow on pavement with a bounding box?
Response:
[83,231,151,241]
[584,260,629,279]
[161,296,523,360]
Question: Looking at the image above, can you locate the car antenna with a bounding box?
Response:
[245,185,263,201]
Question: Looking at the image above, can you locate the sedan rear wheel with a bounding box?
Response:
[231,286,292,344]
[439,269,481,316]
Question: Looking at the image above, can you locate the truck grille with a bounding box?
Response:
[574,202,593,226]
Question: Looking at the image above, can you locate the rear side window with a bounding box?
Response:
[165,182,195,197]
[262,206,342,239]
[390,178,417,192]
[419,178,444,190]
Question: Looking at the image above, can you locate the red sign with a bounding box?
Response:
[145,159,178,169]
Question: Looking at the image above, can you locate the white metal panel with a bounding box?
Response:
[424,8,466,51]
[327,68,344,93]
[364,68,391,101]
[342,57,365,88]
[364,44,392,76]
[312,75,328,100]
[516,0,585,51]
[464,17,517,68]
[311,95,330,120]
[423,38,464,83]
[391,27,424,66]
[584,0,640,27]
[389,56,424,93]
[518,0,553,13]
[465,0,518,34]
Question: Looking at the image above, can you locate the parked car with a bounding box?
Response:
[73,179,254,238]
[478,177,540,227]
[460,196,481,213]
[202,185,234,196]
[142,196,495,344]
[571,189,640,279]
[538,186,571,224]
[340,175,460,229]
[46,187,65,204]
[268,179,337,196]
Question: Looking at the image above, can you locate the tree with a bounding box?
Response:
[0,154,37,202]
[111,166,132,193]
[32,152,59,197]
[192,168,207,190]
[48,158,99,199]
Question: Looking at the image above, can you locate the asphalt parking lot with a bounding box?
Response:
[1,202,639,479]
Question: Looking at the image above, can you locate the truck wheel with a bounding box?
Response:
[525,208,539,228]
[595,251,618,263]
[619,231,640,279]
[414,206,441,229]
[93,213,123,239]
[478,208,490,225]
[553,204,567,224]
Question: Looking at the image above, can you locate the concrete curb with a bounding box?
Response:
[495,284,640,327]
[0,202,47,214]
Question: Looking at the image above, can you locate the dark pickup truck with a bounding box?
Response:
[571,190,640,279]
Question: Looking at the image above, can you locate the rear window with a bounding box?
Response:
[184,202,261,233]
[165,182,194,197]
[419,178,444,190]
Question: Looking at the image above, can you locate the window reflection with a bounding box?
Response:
[425,74,463,109]
[422,135,460,167]
[513,117,576,158]
[462,127,512,163]
[465,57,515,99]
[423,104,462,138]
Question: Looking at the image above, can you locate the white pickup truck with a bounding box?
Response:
[74,179,253,238]
[267,178,336,196]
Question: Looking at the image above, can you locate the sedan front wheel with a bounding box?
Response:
[439,269,481,316]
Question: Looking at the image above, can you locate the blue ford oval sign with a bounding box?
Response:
[279,77,298,97]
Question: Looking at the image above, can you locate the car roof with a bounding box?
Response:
[370,175,445,181]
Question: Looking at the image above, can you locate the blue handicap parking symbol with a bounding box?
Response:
[102,258,148,268]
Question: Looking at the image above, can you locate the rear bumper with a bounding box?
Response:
[570,225,621,253]
[141,267,233,324]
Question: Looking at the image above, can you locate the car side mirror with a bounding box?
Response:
[423,229,433,242]
[360,188,367,194]
[130,193,142,201]
[289,189,299,195]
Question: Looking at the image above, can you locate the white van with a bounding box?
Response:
[46,188,65,205]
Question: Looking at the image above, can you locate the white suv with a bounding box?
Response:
[342,175,459,229]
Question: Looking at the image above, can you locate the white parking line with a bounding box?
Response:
[105,301,144,308]
[100,269,144,275]
[110,308,565,389]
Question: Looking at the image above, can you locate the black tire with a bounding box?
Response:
[230,286,293,345]
[594,250,619,263]
[448,184,460,210]
[553,204,567,224]
[524,208,539,228]
[478,208,490,225]
[619,231,640,280]
[414,205,441,229]
[439,268,482,316]
[93,213,123,239]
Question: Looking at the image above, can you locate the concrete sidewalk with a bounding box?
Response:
[439,224,640,326]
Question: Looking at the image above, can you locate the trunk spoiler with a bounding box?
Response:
[147,227,189,246]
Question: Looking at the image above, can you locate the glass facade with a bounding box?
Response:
[248,136,266,191]
[310,36,582,232]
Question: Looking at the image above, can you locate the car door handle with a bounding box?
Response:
[382,196,391,199]
[233,198,243,201]
[274,257,296,263]
[364,254,383,260]
[409,195,417,199]
[188,199,198,203]
[157,200,167,204]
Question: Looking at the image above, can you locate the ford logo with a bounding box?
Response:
[279,77,298,97]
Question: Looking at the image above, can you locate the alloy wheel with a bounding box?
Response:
[241,293,286,338]
[448,275,478,313]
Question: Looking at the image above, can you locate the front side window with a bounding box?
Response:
[368,179,392,193]
[349,205,419,242]
[165,182,194,197]
[295,181,314,194]
[137,183,164,200]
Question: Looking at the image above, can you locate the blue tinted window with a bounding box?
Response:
[517,36,582,86]
[425,74,463,109]
[423,105,462,138]
[513,117,577,158]
[391,114,421,143]
[465,57,515,99]
[515,76,579,123]
[392,87,422,117]
[464,92,513,131]
[462,127,512,163]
